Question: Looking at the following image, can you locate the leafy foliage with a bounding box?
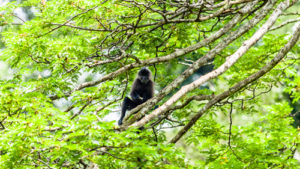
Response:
[0,0,300,168]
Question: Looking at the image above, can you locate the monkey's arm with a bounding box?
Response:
[130,90,143,102]
[141,83,154,102]
[130,80,143,102]
[141,93,151,102]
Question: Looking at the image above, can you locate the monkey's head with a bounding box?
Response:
[138,67,151,84]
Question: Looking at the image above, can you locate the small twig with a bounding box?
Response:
[0,121,5,130]
[228,103,233,147]
[29,55,50,64]
[12,13,26,23]
[152,127,158,142]
[70,101,92,120]
[270,19,300,31]
[226,103,245,162]
[38,6,99,37]
[0,116,7,130]
[37,159,53,169]
[97,150,131,161]
[64,105,75,112]
[282,12,300,16]
[159,125,184,129]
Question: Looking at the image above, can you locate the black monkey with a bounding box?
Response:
[118,67,154,125]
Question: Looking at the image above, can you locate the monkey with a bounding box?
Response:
[118,67,154,125]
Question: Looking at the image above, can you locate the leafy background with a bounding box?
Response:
[0,0,300,168]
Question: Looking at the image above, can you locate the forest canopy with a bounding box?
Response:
[0,0,300,168]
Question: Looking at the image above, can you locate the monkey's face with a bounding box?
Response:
[138,67,151,84]
[139,75,149,84]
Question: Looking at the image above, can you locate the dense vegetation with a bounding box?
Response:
[0,0,300,168]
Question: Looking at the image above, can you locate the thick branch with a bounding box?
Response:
[129,0,291,129]
[170,21,300,143]
[49,1,260,100]
[123,0,274,126]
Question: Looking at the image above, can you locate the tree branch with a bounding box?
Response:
[37,5,99,37]
[128,0,292,129]
[49,0,261,100]
[170,21,300,143]
[270,18,300,31]
[122,0,274,127]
